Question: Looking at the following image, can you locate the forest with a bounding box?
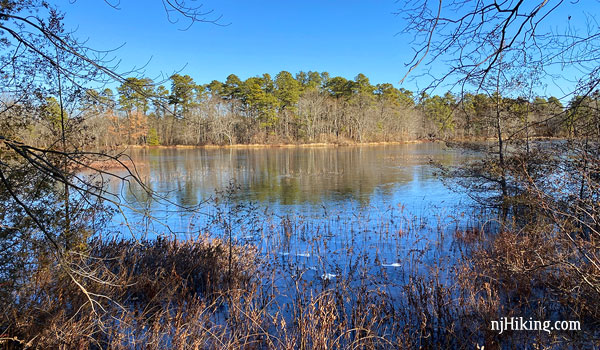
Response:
[22,70,589,149]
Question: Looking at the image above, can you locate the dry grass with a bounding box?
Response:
[2,207,599,349]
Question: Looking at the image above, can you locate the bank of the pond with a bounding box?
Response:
[96,135,565,153]
[127,139,435,149]
[83,139,441,170]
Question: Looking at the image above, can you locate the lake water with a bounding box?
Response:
[106,142,477,284]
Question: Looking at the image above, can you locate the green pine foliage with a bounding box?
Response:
[77,70,577,147]
[147,127,160,146]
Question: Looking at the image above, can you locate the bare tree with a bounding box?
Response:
[0,1,222,346]
[398,1,600,346]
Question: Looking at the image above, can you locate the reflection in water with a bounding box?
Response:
[101,143,483,314]
[107,143,475,237]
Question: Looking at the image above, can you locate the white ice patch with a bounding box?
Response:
[321,273,337,280]
[381,262,402,267]
[278,252,310,258]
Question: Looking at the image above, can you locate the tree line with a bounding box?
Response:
[19,70,596,149]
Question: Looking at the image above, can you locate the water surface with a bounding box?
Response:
[103,142,478,286]
[112,143,471,223]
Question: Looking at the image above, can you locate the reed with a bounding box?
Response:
[1,203,598,349]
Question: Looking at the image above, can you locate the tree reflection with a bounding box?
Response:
[115,143,469,214]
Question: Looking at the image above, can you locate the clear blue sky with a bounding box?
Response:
[59,1,413,89]
[56,1,589,98]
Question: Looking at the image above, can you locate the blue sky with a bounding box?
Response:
[59,1,411,88]
[57,1,590,98]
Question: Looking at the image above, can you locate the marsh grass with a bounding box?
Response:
[2,201,599,349]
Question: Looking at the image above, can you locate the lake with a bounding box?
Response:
[105,142,478,284]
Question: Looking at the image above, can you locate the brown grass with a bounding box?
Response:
[2,212,599,349]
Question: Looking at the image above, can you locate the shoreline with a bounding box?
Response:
[83,140,435,170]
[81,137,566,170]
[125,139,436,150]
[108,136,566,151]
